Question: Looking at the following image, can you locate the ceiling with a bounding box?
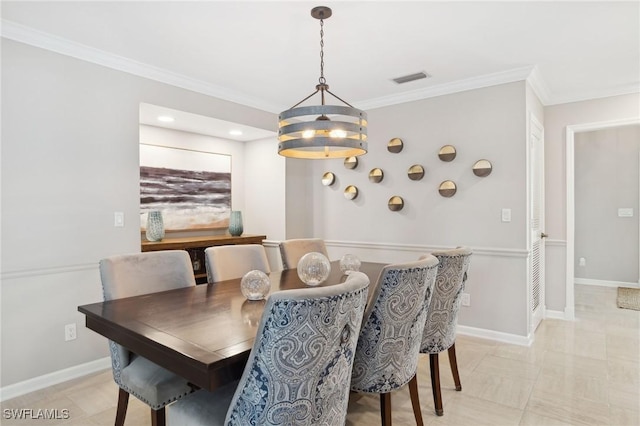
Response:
[2,1,639,140]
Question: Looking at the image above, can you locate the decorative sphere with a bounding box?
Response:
[240,270,271,300]
[340,254,361,273]
[297,252,331,286]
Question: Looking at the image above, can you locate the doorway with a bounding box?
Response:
[565,118,640,319]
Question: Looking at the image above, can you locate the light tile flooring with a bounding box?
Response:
[2,285,638,425]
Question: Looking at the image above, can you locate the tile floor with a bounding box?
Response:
[2,284,638,425]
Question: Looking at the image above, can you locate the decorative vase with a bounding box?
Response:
[145,211,165,242]
[228,211,243,236]
[297,252,331,286]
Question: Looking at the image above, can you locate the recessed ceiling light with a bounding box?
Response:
[229,130,243,136]
[157,115,175,123]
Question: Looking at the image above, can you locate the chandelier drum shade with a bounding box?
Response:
[278,6,368,159]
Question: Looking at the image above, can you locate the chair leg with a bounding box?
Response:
[448,343,462,391]
[151,407,166,426]
[429,353,443,416]
[115,388,129,426]
[380,392,392,426]
[408,374,424,426]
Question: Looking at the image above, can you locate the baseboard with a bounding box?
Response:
[545,309,567,320]
[0,357,111,402]
[575,278,639,289]
[456,325,533,347]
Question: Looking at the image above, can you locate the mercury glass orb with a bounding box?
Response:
[240,270,271,300]
[297,252,331,286]
[340,254,361,273]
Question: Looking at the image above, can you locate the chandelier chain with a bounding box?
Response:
[319,18,325,84]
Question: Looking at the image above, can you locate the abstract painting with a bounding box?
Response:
[140,144,231,230]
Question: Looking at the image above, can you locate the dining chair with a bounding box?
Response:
[99,250,197,426]
[168,271,371,426]
[419,247,472,416]
[278,238,329,269]
[350,255,440,426]
[204,244,270,283]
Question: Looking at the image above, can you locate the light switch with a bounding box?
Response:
[114,212,125,227]
[618,208,633,217]
[501,208,511,222]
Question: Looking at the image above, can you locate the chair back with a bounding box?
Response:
[99,250,196,384]
[225,271,370,425]
[279,238,329,269]
[205,244,270,283]
[420,247,472,354]
[351,255,439,394]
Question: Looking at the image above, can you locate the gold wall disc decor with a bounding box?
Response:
[344,185,358,200]
[438,145,457,162]
[387,138,404,153]
[388,196,404,211]
[344,156,358,169]
[472,159,492,177]
[321,172,335,186]
[407,164,425,181]
[368,168,384,183]
[438,180,457,197]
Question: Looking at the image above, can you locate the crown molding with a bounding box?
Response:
[0,19,283,113]
[356,66,536,110]
[3,19,638,111]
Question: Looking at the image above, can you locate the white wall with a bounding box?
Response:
[543,93,640,312]
[288,81,533,338]
[1,39,277,388]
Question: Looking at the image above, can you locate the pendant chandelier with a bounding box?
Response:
[278,6,368,159]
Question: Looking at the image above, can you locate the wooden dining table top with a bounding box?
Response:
[78,261,385,391]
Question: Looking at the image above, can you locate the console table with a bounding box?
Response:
[141,234,267,283]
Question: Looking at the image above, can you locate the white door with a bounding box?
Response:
[530,116,545,333]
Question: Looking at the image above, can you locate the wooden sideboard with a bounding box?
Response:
[141,234,267,283]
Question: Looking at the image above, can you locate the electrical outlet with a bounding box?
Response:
[65,323,77,341]
[461,293,471,306]
[579,257,586,267]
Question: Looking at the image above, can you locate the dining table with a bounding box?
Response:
[78,260,384,392]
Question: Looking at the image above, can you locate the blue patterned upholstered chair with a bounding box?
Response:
[419,247,472,416]
[350,255,440,426]
[99,250,197,426]
[168,271,370,426]
[204,244,270,283]
[278,238,329,270]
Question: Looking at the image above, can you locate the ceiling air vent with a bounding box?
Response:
[392,72,430,84]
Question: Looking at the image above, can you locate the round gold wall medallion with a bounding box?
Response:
[388,196,404,211]
[407,164,425,181]
[473,159,492,177]
[344,185,358,200]
[344,156,358,169]
[438,180,457,197]
[387,138,404,153]
[321,172,335,186]
[438,145,457,162]
[368,168,384,183]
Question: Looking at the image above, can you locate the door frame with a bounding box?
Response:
[565,117,640,320]
[529,113,545,333]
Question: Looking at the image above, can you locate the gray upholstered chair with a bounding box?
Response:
[350,255,440,426]
[99,250,197,426]
[278,238,329,269]
[204,244,270,283]
[168,271,370,426]
[418,247,472,416]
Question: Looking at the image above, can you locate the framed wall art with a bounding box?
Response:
[140,144,232,231]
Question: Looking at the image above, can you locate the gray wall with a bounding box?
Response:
[291,82,533,337]
[1,39,276,387]
[575,125,639,283]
